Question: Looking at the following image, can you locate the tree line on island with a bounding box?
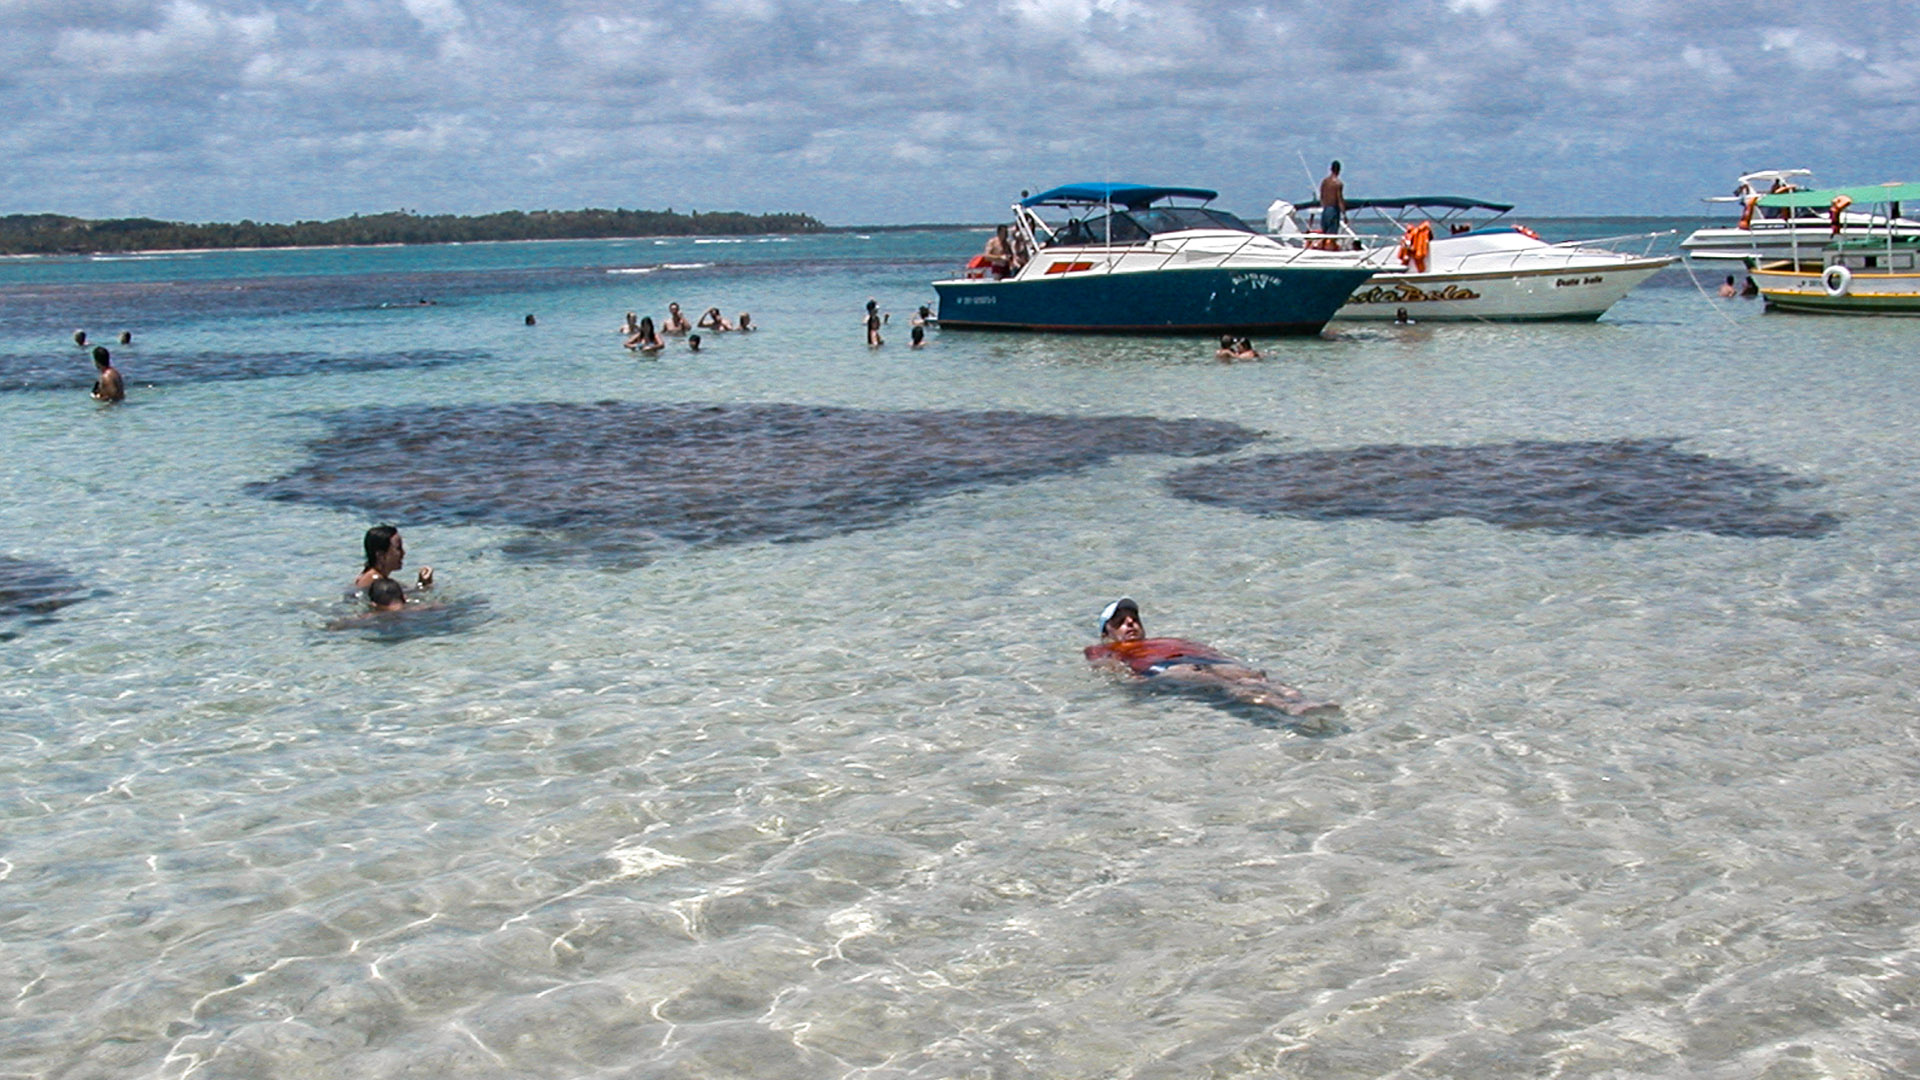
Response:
[0,207,826,255]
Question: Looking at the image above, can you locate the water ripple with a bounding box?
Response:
[1164,438,1840,539]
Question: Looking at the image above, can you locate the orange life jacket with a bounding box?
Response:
[1397,221,1432,273]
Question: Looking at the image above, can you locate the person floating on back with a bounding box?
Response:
[89,346,125,402]
[1084,598,1334,718]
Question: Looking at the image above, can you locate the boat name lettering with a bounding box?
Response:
[952,295,997,305]
[1348,282,1483,304]
[1229,272,1286,291]
[1555,276,1604,287]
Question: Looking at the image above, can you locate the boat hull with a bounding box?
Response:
[933,263,1375,334]
[1754,264,1920,315]
[1329,258,1675,321]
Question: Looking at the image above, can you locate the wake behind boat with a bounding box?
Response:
[1271,196,1675,322]
[932,184,1375,334]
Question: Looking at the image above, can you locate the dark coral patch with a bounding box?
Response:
[1164,438,1839,539]
[251,401,1260,566]
[0,556,93,640]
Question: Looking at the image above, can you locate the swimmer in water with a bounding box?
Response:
[698,307,734,331]
[89,346,125,402]
[663,303,692,335]
[737,312,754,332]
[625,316,664,353]
[366,576,407,612]
[1084,598,1333,717]
[355,524,434,592]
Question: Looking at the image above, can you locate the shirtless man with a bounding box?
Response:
[355,525,434,592]
[89,346,125,402]
[663,303,693,335]
[1318,160,1347,238]
[1085,598,1333,717]
[983,225,1013,277]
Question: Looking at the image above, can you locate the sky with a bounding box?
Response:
[4,0,1916,226]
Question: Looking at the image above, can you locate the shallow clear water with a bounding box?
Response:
[4,224,1920,1078]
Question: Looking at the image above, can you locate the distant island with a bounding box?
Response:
[0,207,826,256]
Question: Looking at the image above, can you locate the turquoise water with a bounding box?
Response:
[5,223,1920,1078]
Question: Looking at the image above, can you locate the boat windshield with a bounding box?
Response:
[1045,206,1256,246]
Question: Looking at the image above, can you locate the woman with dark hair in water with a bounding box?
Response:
[625,316,664,353]
[355,525,433,592]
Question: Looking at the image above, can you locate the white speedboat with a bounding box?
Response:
[1750,181,1920,316]
[1269,196,1675,322]
[1681,169,1920,264]
[932,183,1376,334]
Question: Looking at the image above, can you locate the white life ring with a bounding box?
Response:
[1823,265,1852,297]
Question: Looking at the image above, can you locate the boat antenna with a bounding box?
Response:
[1296,150,1317,201]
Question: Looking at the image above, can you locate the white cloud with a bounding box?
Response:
[401,0,467,35]
[2,0,1916,223]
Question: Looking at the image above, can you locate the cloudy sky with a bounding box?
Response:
[5,0,1915,225]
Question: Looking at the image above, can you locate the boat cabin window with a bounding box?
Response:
[1040,205,1255,247]
[1894,254,1915,270]
[1048,212,1151,246]
[1128,207,1258,236]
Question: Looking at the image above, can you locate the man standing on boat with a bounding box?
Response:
[1318,160,1347,238]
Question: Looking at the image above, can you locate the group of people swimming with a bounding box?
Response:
[1214,336,1262,360]
[622,302,754,353]
[863,300,938,348]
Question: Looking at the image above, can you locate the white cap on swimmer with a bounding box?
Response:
[1097,597,1139,637]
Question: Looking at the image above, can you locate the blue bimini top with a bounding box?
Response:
[1020,184,1219,210]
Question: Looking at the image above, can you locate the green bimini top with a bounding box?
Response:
[1757,181,1920,209]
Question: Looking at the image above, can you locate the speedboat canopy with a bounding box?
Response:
[1295,195,1515,213]
[1019,183,1219,210]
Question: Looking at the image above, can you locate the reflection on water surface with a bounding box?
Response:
[252,401,1260,566]
[1164,437,1840,538]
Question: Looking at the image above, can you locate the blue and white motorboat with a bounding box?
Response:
[932,183,1376,334]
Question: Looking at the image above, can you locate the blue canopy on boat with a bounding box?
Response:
[1019,184,1218,209]
[1294,196,1514,213]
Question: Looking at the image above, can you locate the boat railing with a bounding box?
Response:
[1309,228,1676,272]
